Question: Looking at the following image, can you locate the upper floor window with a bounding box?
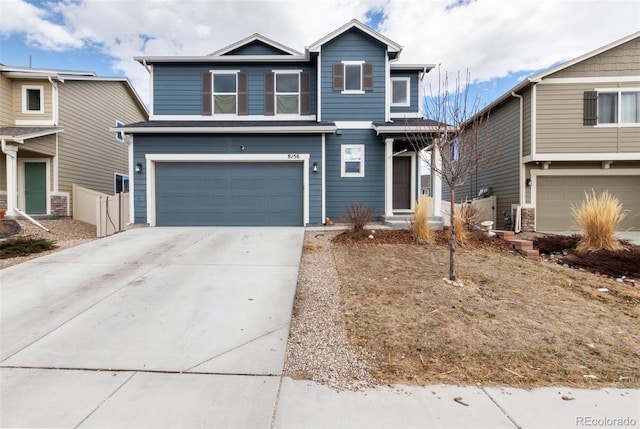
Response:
[22,85,44,114]
[333,62,373,94]
[391,77,410,107]
[202,71,248,116]
[213,72,238,114]
[115,120,124,142]
[584,89,640,125]
[275,72,300,114]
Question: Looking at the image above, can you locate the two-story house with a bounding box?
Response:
[0,65,148,218]
[117,20,436,226]
[449,31,640,231]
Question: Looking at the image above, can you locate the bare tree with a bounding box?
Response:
[406,68,497,282]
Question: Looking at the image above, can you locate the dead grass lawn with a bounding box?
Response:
[332,235,640,388]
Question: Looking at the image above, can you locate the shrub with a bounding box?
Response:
[412,196,433,243]
[532,234,582,254]
[346,202,374,234]
[571,190,627,252]
[453,214,470,245]
[459,202,480,231]
[0,237,57,258]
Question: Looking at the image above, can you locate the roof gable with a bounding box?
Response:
[209,33,302,56]
[307,19,403,57]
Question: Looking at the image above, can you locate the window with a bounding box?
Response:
[585,89,640,125]
[333,62,373,93]
[115,120,124,142]
[22,85,44,113]
[341,145,365,177]
[213,72,237,114]
[275,72,299,114]
[391,77,410,106]
[115,174,129,193]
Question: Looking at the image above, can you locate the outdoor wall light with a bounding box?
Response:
[312,162,318,173]
[526,178,532,187]
[135,163,142,174]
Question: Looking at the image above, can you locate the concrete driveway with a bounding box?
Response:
[1,227,304,428]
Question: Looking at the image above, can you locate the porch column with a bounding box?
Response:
[384,138,394,216]
[3,143,18,216]
[431,145,442,216]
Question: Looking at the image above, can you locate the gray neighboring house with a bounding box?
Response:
[0,65,149,217]
[449,31,640,231]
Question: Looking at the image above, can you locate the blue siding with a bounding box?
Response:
[320,29,387,122]
[390,71,420,114]
[133,134,323,224]
[226,41,292,55]
[325,129,385,220]
[153,64,316,116]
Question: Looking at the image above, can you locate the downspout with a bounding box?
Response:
[511,91,523,233]
[49,76,61,192]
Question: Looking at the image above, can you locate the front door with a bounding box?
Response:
[393,156,411,210]
[25,162,47,214]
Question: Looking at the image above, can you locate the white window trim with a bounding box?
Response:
[22,85,44,114]
[114,172,129,193]
[341,144,365,178]
[211,70,239,116]
[341,60,365,94]
[595,88,640,126]
[115,120,125,142]
[391,77,411,107]
[274,70,301,115]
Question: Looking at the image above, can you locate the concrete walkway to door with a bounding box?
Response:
[1,227,304,428]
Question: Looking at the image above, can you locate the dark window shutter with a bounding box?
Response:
[362,63,373,91]
[333,63,344,91]
[583,91,597,125]
[300,72,311,115]
[201,72,212,116]
[264,72,275,116]
[238,72,248,116]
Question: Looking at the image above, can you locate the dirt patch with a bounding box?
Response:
[330,233,640,388]
[0,219,96,269]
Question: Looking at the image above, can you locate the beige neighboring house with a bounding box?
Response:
[0,64,148,218]
[448,31,640,231]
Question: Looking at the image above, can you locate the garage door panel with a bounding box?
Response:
[155,162,303,226]
[537,175,640,231]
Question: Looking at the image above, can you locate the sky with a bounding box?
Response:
[1,0,639,114]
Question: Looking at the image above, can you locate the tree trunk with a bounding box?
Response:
[449,189,456,281]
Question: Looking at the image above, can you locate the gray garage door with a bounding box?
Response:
[537,175,640,231]
[155,162,303,226]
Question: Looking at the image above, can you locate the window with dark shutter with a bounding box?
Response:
[333,64,344,91]
[238,72,248,116]
[264,72,275,115]
[362,63,373,91]
[300,72,310,115]
[202,72,212,116]
[583,91,597,126]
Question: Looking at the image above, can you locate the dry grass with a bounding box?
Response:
[332,241,640,388]
[453,215,470,245]
[572,190,627,252]
[411,197,433,244]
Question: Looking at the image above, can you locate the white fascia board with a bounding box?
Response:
[135,55,309,63]
[539,76,640,85]
[524,153,640,163]
[334,121,373,129]
[390,112,422,119]
[390,64,436,71]
[112,126,336,134]
[149,114,317,121]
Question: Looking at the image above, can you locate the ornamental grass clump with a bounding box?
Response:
[453,213,470,246]
[412,196,433,244]
[571,190,627,252]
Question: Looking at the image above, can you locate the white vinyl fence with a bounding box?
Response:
[72,184,129,237]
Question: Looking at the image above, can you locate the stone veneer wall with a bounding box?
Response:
[51,195,69,217]
[521,208,535,232]
[0,193,6,210]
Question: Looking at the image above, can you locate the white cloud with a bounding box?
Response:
[2,0,639,105]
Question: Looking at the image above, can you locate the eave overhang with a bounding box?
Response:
[0,126,64,143]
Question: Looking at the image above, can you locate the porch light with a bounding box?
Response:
[313,162,318,173]
[526,178,532,187]
[135,163,142,174]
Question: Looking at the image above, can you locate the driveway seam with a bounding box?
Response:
[481,387,521,428]
[73,371,138,429]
